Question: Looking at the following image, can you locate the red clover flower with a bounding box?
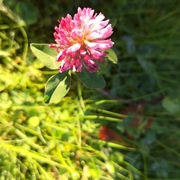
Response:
[50,7,114,73]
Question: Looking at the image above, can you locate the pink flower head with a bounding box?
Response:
[50,7,114,73]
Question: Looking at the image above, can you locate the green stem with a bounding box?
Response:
[19,26,28,61]
[90,108,126,118]
[14,129,44,152]
[76,78,85,148]
[143,154,148,180]
[15,123,47,145]
[77,78,85,112]
[15,123,39,136]
[84,115,123,122]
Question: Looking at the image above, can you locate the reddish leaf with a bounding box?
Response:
[99,126,128,145]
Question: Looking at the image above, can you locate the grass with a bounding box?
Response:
[0,0,180,179]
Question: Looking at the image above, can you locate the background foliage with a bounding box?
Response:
[0,0,180,179]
